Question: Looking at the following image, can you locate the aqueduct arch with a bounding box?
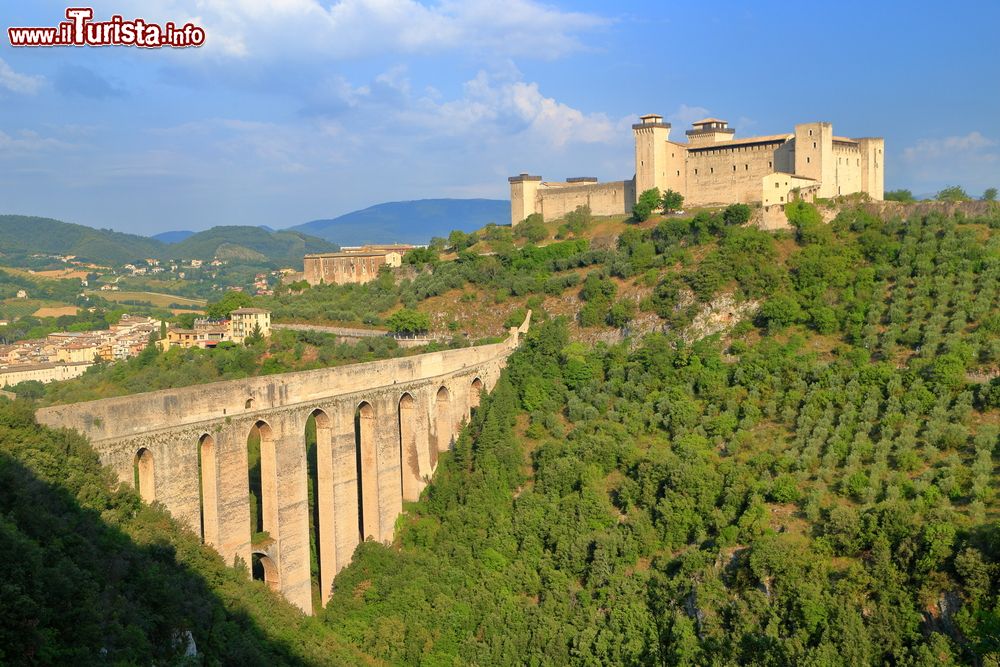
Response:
[35,312,530,614]
[198,433,218,545]
[133,447,155,502]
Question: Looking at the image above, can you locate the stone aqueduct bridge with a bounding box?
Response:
[36,314,530,614]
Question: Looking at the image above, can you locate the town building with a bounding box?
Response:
[159,309,272,350]
[0,314,162,387]
[229,308,271,344]
[510,114,884,228]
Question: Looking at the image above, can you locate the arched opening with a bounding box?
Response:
[245,398,254,409]
[354,402,379,541]
[305,409,332,610]
[198,434,218,545]
[252,552,280,591]
[398,393,419,502]
[247,420,278,545]
[435,386,452,457]
[470,377,484,413]
[133,447,155,502]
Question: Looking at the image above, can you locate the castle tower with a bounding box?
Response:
[685,118,735,147]
[857,137,885,200]
[633,114,672,198]
[794,122,835,197]
[508,173,542,226]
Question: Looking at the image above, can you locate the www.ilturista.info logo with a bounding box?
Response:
[8,8,206,48]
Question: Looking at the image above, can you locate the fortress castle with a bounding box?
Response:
[509,115,884,228]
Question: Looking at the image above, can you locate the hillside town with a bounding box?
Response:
[0,308,272,388]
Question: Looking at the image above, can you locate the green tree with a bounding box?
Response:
[447,229,477,252]
[632,188,661,222]
[386,308,431,335]
[516,213,548,243]
[885,189,916,203]
[245,323,265,346]
[983,187,998,202]
[564,205,592,235]
[786,201,830,245]
[660,189,684,214]
[722,203,752,226]
[936,185,970,202]
[403,247,439,265]
[606,299,637,328]
[205,290,254,319]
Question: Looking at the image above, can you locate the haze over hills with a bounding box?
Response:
[289,198,510,245]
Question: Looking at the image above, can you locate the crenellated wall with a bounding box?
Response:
[36,314,530,614]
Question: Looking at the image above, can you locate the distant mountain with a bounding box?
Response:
[163,226,338,267]
[152,230,195,244]
[290,198,510,245]
[0,215,164,265]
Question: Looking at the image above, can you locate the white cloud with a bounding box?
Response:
[0,129,71,153]
[0,59,43,95]
[902,131,997,162]
[114,0,608,59]
[666,104,710,126]
[897,131,999,191]
[404,69,621,148]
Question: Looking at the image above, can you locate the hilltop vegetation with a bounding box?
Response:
[318,205,1000,664]
[3,202,999,664]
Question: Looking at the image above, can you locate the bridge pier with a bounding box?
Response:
[34,317,529,615]
[271,412,312,614]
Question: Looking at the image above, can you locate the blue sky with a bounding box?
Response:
[0,0,997,235]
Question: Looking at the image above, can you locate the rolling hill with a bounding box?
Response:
[290,198,510,245]
[163,226,338,266]
[0,216,336,267]
[0,215,164,265]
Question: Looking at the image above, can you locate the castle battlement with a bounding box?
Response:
[510,114,884,229]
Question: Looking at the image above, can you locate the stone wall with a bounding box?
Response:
[533,180,635,222]
[36,315,529,614]
[686,141,786,206]
[303,254,388,286]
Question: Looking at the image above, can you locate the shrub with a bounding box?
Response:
[632,188,661,222]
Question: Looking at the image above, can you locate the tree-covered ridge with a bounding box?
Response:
[0,215,164,266]
[0,400,366,664]
[319,208,1000,665]
[324,315,1000,665]
[0,215,336,266]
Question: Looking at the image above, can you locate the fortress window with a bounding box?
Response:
[694,169,698,175]
[809,129,813,136]
[710,167,714,174]
[780,196,784,202]
[813,142,817,149]
[745,164,749,170]
[775,183,780,189]
[676,170,680,176]
[769,161,773,169]
[807,157,811,164]
[732,165,736,171]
